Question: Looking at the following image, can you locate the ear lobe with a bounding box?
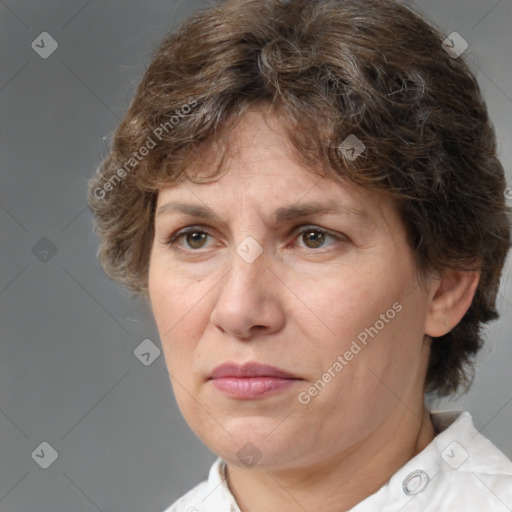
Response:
[424,268,481,338]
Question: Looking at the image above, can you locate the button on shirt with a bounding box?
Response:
[163,411,512,511]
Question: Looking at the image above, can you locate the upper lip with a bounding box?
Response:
[209,362,300,379]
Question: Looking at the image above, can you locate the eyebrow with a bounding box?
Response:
[155,200,375,226]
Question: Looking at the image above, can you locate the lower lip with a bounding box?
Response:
[210,377,298,399]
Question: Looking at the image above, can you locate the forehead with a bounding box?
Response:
[155,109,399,232]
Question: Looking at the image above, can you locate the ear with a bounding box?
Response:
[424,268,481,338]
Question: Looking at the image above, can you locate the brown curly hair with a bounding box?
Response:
[87,0,511,397]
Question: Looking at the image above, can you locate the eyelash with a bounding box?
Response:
[164,225,346,251]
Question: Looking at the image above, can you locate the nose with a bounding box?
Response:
[209,248,285,340]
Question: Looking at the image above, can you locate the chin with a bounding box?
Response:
[201,422,303,469]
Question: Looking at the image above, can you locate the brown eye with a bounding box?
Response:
[166,228,213,250]
[165,225,345,252]
[302,230,327,249]
[296,226,342,250]
[184,231,208,249]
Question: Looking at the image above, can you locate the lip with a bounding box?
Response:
[209,362,301,399]
[210,362,299,379]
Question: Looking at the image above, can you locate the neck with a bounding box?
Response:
[225,405,436,512]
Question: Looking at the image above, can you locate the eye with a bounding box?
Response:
[165,227,213,250]
[165,225,346,252]
[294,226,344,249]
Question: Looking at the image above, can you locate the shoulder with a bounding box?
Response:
[350,411,512,511]
[431,411,512,476]
[411,411,512,511]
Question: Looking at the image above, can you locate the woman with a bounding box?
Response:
[87,0,512,510]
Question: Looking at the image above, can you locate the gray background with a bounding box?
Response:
[0,0,510,511]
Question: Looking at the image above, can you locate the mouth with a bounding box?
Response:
[208,362,302,399]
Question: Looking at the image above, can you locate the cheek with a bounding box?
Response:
[347,291,429,402]
[310,265,419,384]
[304,269,391,349]
[149,258,202,332]
[149,269,198,369]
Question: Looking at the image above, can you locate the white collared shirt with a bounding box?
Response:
[163,411,512,511]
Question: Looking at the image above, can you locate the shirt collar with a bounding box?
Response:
[201,456,240,512]
[349,410,512,510]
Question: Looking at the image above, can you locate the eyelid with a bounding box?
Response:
[291,224,347,241]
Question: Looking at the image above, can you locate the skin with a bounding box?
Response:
[148,106,480,511]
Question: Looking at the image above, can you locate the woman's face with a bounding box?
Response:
[148,109,435,470]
